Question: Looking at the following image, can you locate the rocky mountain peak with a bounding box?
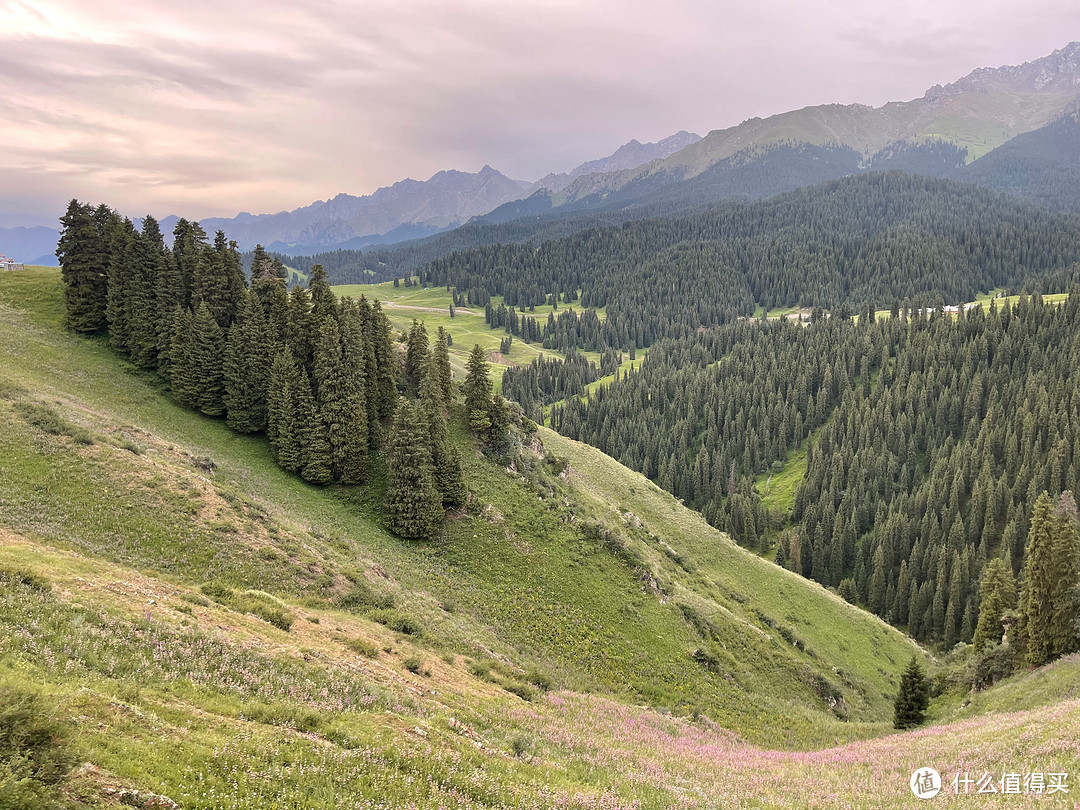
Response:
[924,41,1080,102]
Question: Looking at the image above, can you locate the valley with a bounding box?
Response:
[2,267,1079,808]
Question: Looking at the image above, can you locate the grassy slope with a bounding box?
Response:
[333,281,611,391]
[2,268,1078,808]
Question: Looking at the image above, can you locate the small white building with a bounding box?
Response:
[0,255,25,271]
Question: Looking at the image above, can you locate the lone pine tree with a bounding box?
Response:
[893,656,929,730]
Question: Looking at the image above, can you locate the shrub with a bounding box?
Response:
[403,656,424,674]
[0,567,50,592]
[972,643,1016,690]
[179,592,210,607]
[241,703,324,733]
[367,608,421,636]
[200,582,234,602]
[0,685,74,809]
[510,733,533,758]
[525,668,552,692]
[14,401,94,445]
[503,681,535,701]
[345,638,379,658]
[233,593,294,632]
[337,582,395,612]
[467,659,490,679]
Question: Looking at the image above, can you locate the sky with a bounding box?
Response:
[2,0,1079,227]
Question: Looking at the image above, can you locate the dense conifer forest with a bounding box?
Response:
[53,200,522,541]
[551,295,1080,663]
[419,174,1080,353]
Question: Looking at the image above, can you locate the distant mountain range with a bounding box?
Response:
[5,42,1080,266]
[547,41,1080,209]
[0,225,63,267]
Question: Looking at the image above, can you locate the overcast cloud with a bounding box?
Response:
[2,0,1079,226]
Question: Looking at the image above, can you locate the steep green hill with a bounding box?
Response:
[2,268,1078,807]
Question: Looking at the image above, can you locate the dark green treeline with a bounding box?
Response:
[55,200,465,540]
[419,174,1080,354]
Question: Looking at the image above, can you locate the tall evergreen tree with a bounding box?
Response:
[386,398,443,540]
[267,350,298,462]
[1049,491,1080,657]
[286,285,316,375]
[404,320,429,398]
[168,306,197,409]
[1019,493,1061,666]
[433,326,453,407]
[972,557,1016,652]
[155,249,183,375]
[420,358,466,507]
[464,344,492,424]
[171,218,206,308]
[893,656,929,729]
[370,301,400,419]
[192,231,237,330]
[337,300,370,481]
[190,302,226,416]
[56,199,109,332]
[308,264,338,326]
[104,214,135,351]
[224,291,271,433]
[313,318,353,481]
[127,216,166,368]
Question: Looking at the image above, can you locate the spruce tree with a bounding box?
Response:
[1049,492,1080,658]
[286,285,316,374]
[464,344,492,424]
[192,231,236,330]
[56,199,109,332]
[127,216,166,368]
[1019,493,1058,666]
[224,291,271,433]
[420,358,466,507]
[433,326,453,407]
[386,398,443,540]
[973,557,1016,652]
[171,218,207,308]
[893,656,929,729]
[267,350,297,462]
[190,302,226,416]
[370,301,400,419]
[104,214,135,351]
[354,297,384,445]
[404,320,429,397]
[337,300,370,481]
[168,306,197,409]
[313,318,353,481]
[308,264,338,326]
[155,250,184,375]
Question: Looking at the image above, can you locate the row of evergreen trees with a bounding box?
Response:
[552,293,1080,657]
[55,199,474,540]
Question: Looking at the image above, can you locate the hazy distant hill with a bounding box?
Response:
[160,165,533,253]
[529,131,701,194]
[0,225,60,266]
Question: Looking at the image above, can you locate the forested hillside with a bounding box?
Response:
[419,174,1080,352]
[54,200,523,541]
[551,294,1080,663]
